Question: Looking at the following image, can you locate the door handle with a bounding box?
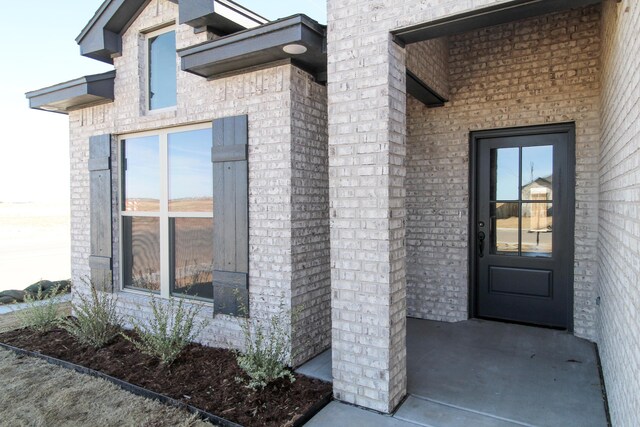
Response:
[478,231,486,258]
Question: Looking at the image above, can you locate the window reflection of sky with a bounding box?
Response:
[124,136,160,204]
[496,148,519,200]
[168,129,213,203]
[495,145,553,200]
[149,31,177,110]
[523,145,553,184]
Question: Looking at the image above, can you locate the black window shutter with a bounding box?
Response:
[88,134,113,291]
[212,115,249,316]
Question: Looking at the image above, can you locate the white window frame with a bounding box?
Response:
[145,23,177,113]
[118,122,214,301]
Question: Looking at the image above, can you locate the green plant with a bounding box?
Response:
[123,296,208,365]
[15,284,67,333]
[236,302,297,390]
[60,280,122,348]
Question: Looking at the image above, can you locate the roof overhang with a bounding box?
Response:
[392,0,602,46]
[179,0,269,32]
[25,71,116,114]
[76,0,268,64]
[178,14,327,82]
[406,70,447,108]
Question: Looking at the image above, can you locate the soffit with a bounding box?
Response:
[179,14,327,82]
[25,71,116,114]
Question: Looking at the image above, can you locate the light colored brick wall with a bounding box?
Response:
[290,67,331,365]
[328,0,600,411]
[597,1,640,425]
[406,5,602,340]
[406,37,450,100]
[327,23,408,414]
[69,0,330,358]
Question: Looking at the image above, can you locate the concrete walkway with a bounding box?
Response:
[302,318,609,427]
[0,294,71,315]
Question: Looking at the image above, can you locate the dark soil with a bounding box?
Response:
[0,325,331,427]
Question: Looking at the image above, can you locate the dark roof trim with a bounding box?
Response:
[179,0,268,30]
[392,0,601,45]
[76,0,150,64]
[406,70,447,108]
[76,0,267,64]
[25,71,116,114]
[179,14,327,82]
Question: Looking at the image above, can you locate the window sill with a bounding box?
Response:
[145,105,177,116]
[118,288,214,309]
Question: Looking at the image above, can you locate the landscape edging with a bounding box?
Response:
[0,341,331,427]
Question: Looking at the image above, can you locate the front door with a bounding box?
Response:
[471,124,575,329]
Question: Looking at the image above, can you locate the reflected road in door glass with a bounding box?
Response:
[522,203,552,257]
[491,202,519,255]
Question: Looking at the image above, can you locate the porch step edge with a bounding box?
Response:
[393,395,533,427]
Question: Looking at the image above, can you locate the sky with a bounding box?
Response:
[495,146,553,200]
[0,0,326,203]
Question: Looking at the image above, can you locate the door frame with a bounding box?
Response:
[468,122,576,331]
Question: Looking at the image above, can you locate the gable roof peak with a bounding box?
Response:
[76,0,268,64]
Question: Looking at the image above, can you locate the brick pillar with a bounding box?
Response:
[327,32,407,413]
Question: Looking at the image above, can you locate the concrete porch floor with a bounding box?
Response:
[302,318,609,426]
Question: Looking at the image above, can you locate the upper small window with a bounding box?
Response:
[148,29,176,110]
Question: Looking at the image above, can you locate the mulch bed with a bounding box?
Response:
[0,325,332,427]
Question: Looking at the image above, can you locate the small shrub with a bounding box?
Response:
[236,302,297,390]
[16,284,67,333]
[60,281,122,348]
[123,296,208,365]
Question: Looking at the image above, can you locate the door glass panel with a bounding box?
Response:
[168,129,213,212]
[521,203,552,257]
[491,147,519,201]
[522,145,553,200]
[491,202,519,255]
[123,216,161,291]
[170,218,214,300]
[123,136,160,212]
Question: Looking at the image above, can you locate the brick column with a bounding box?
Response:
[327,28,408,412]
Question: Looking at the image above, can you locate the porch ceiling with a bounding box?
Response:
[392,0,602,45]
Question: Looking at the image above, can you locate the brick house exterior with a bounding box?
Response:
[27,0,638,425]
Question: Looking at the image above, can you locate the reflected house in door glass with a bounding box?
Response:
[492,176,553,256]
[522,175,552,257]
[529,188,550,230]
[522,176,552,214]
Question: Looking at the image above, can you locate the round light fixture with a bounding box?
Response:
[282,44,307,55]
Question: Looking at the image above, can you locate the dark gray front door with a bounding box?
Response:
[471,124,575,329]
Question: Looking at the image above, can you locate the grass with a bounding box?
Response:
[0,348,212,427]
